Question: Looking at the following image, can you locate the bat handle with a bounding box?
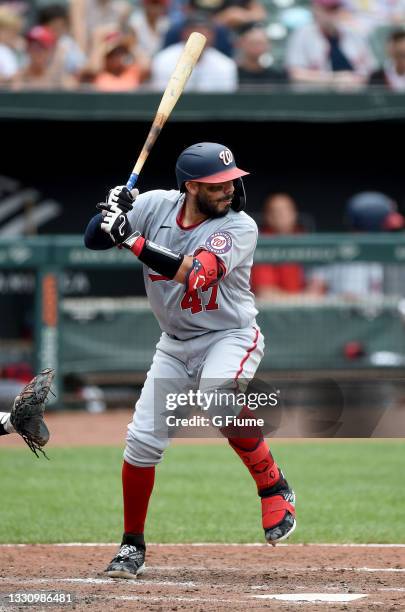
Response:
[126,173,139,191]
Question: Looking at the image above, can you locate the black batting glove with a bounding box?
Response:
[96,185,138,215]
[100,209,133,244]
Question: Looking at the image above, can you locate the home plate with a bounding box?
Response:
[252,593,367,602]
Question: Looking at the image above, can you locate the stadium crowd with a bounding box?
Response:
[0,0,404,91]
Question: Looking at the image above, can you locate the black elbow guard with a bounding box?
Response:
[138,240,184,279]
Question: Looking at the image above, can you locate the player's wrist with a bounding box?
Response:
[122,232,145,256]
[0,412,14,433]
[123,235,184,279]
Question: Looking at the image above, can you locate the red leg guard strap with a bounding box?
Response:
[229,438,280,491]
[261,496,296,530]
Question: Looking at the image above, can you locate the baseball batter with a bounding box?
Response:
[84,142,296,578]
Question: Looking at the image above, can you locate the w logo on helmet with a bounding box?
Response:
[219,150,233,166]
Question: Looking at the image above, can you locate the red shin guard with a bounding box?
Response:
[228,429,295,534]
[228,438,280,491]
[122,460,155,535]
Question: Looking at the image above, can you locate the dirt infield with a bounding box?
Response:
[0,409,133,448]
[1,411,404,610]
[0,544,404,611]
[2,409,402,449]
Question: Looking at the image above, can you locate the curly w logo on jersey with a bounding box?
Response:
[205,231,233,254]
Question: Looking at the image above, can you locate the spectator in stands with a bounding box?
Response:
[0,1,34,24]
[192,0,267,31]
[369,29,405,91]
[164,0,267,57]
[236,22,289,89]
[37,3,86,76]
[0,6,22,84]
[345,192,405,233]
[128,0,170,58]
[12,25,75,89]
[92,30,147,91]
[285,0,376,88]
[340,0,405,36]
[69,0,132,56]
[251,193,316,299]
[164,0,267,54]
[307,192,405,299]
[163,3,234,58]
[151,14,238,91]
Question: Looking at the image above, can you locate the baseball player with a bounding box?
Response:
[84,142,296,578]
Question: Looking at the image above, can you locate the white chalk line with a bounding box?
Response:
[0,591,373,606]
[0,568,403,581]
[112,595,246,603]
[249,567,405,577]
[1,564,404,589]
[378,587,405,592]
[344,567,405,573]
[0,542,404,548]
[114,594,372,604]
[0,567,404,581]
[0,577,197,588]
[0,592,261,606]
[148,566,405,573]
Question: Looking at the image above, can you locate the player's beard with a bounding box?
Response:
[196,193,231,218]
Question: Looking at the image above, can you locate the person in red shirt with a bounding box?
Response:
[251,193,308,298]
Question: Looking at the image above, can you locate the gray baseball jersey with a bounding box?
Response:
[127,189,258,340]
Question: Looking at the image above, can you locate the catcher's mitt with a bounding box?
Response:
[10,368,55,458]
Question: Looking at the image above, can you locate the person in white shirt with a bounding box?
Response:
[0,7,22,83]
[150,14,238,92]
[285,0,376,88]
[129,0,170,58]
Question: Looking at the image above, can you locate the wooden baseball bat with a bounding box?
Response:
[126,32,207,191]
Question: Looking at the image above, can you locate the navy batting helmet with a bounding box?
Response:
[175,142,249,211]
[346,192,405,232]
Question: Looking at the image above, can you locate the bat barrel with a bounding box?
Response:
[125,32,206,190]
